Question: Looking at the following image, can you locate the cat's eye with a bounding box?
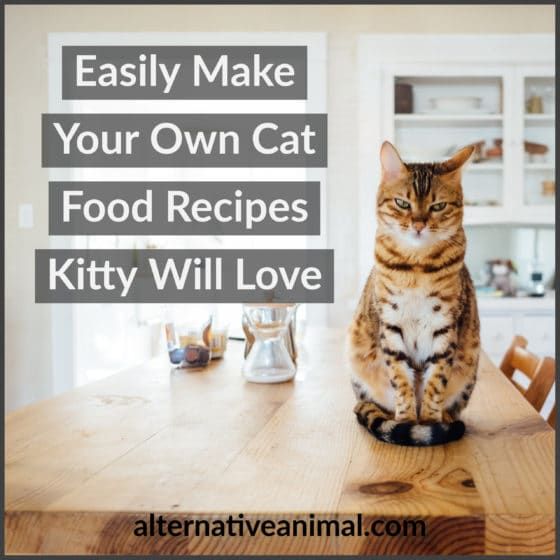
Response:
[394,198,411,210]
[430,202,447,212]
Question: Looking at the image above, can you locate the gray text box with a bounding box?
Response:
[35,249,334,303]
[42,113,327,167]
[49,181,320,235]
[62,46,307,100]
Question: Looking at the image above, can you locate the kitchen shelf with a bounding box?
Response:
[467,163,503,171]
[525,163,555,170]
[524,114,555,122]
[465,205,554,226]
[385,63,554,226]
[463,205,506,225]
[476,294,555,313]
[394,114,503,125]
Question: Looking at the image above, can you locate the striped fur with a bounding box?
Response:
[348,142,480,447]
[354,401,465,446]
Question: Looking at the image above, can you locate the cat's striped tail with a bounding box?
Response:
[354,401,465,447]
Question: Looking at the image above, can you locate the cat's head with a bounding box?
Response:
[376,142,474,248]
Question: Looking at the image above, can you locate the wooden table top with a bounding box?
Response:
[5,328,555,555]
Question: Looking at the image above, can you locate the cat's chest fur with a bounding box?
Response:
[380,288,449,367]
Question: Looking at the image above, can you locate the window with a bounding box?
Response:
[48,32,327,386]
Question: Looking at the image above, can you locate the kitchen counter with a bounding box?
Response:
[476,293,555,313]
[5,328,555,555]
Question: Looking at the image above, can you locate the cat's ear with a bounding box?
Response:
[380,141,406,180]
[439,145,475,176]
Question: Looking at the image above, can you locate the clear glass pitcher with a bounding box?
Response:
[241,303,298,383]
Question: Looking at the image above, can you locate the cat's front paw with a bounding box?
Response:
[353,401,370,415]
[394,410,417,423]
[419,409,443,424]
[442,410,456,423]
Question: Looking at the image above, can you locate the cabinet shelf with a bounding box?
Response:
[467,163,503,172]
[386,62,554,226]
[524,114,555,122]
[525,163,554,171]
[464,206,555,226]
[464,206,506,225]
[394,113,502,125]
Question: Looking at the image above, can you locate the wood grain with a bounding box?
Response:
[5,328,555,555]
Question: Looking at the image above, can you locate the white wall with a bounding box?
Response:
[5,5,555,411]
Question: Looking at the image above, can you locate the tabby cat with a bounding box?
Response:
[349,142,480,446]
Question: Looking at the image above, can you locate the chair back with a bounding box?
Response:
[500,335,555,428]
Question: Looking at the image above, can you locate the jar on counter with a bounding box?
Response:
[164,305,212,369]
[241,303,298,383]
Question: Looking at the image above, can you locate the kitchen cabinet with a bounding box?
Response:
[357,35,555,357]
[516,66,555,223]
[380,62,554,226]
[357,35,554,278]
[478,296,555,365]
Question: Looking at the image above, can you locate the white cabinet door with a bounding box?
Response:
[479,315,515,364]
[480,311,555,367]
[515,315,555,357]
[513,65,555,225]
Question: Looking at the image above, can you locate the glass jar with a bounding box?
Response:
[164,305,212,368]
[209,325,229,359]
[241,303,298,383]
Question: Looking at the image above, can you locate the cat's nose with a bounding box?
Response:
[412,221,426,233]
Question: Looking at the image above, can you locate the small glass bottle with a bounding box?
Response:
[526,86,544,114]
[208,306,229,359]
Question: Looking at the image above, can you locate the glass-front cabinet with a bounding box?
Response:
[517,66,555,222]
[382,63,554,226]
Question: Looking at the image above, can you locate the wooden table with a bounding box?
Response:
[5,328,555,555]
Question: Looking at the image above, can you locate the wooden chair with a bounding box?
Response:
[500,335,556,428]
